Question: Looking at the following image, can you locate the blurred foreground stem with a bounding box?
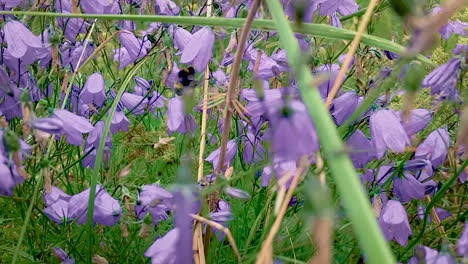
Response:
[265,0,395,263]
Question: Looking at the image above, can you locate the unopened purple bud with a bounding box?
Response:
[224,187,250,199]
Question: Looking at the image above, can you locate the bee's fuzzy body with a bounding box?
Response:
[174,66,196,96]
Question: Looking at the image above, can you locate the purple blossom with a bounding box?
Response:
[154,0,180,16]
[432,6,468,40]
[110,111,130,134]
[180,27,215,72]
[114,30,149,69]
[32,117,64,134]
[0,146,25,196]
[210,200,234,241]
[408,245,439,264]
[43,186,71,224]
[243,47,280,80]
[144,228,179,264]
[224,187,250,199]
[53,109,94,146]
[167,96,197,135]
[120,92,148,115]
[393,172,426,202]
[422,58,462,101]
[80,0,119,14]
[458,223,468,257]
[261,158,297,187]
[80,73,106,107]
[267,100,319,162]
[51,247,75,264]
[205,140,237,171]
[415,128,450,168]
[417,206,451,223]
[242,131,265,164]
[378,200,412,246]
[3,20,45,59]
[86,121,111,149]
[398,109,432,136]
[313,64,343,99]
[134,184,172,225]
[61,41,95,71]
[370,109,411,159]
[346,129,376,168]
[330,91,360,125]
[452,44,468,55]
[67,185,122,226]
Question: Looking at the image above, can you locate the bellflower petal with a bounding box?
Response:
[3,20,43,59]
[81,73,106,107]
[370,109,410,159]
[378,200,412,246]
[398,109,432,136]
[180,27,214,72]
[457,223,468,257]
[144,228,178,264]
[205,140,237,171]
[346,129,375,168]
[393,172,426,203]
[331,91,359,125]
[53,109,94,146]
[415,128,450,168]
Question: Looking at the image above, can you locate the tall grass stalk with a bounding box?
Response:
[264,0,395,263]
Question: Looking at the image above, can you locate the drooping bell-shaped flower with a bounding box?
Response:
[422,58,462,101]
[67,185,122,226]
[415,128,450,168]
[408,245,439,264]
[134,184,172,225]
[154,0,180,15]
[144,228,179,264]
[52,109,94,146]
[110,111,130,134]
[370,109,411,159]
[210,200,234,241]
[417,206,451,223]
[120,92,148,115]
[346,129,376,168]
[205,140,238,172]
[167,96,197,135]
[313,64,343,99]
[51,247,75,264]
[3,20,44,59]
[267,100,319,162]
[330,91,360,126]
[398,109,432,136]
[61,41,95,71]
[378,200,412,246]
[80,0,119,14]
[393,172,426,203]
[86,121,112,149]
[458,223,468,257]
[180,27,215,72]
[173,27,192,52]
[43,186,71,224]
[80,73,106,107]
[114,30,149,69]
[242,131,265,164]
[243,47,280,80]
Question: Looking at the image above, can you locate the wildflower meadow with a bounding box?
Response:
[0,0,467,263]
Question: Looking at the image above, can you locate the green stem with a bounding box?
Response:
[85,55,151,263]
[265,0,395,263]
[0,11,434,66]
[11,171,43,264]
[402,160,468,259]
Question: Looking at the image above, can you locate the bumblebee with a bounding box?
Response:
[174,66,196,96]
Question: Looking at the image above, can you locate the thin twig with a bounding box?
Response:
[324,0,380,108]
[216,0,261,173]
[257,156,309,264]
[191,214,242,264]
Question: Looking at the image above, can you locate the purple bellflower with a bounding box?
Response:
[370,109,411,159]
[3,20,45,59]
[313,64,343,99]
[52,109,94,146]
[242,131,266,164]
[205,139,237,172]
[80,0,119,14]
[120,92,148,115]
[417,206,451,223]
[346,129,376,168]
[52,247,76,264]
[80,73,106,108]
[67,185,122,226]
[432,6,468,40]
[61,41,95,71]
[267,100,319,162]
[210,200,234,241]
[43,186,72,224]
[0,135,26,196]
[393,172,426,203]
[154,0,180,16]
[458,223,468,257]
[330,91,360,126]
[144,228,179,264]
[415,128,450,168]
[86,121,112,149]
[179,27,215,72]
[167,96,197,135]
[243,47,280,80]
[134,184,172,226]
[114,30,149,69]
[422,58,462,101]
[398,109,432,136]
[110,110,130,134]
[378,200,412,246]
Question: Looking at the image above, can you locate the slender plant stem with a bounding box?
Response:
[85,56,151,263]
[265,0,395,263]
[216,0,261,172]
[324,0,380,108]
[11,171,43,264]
[0,11,435,66]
